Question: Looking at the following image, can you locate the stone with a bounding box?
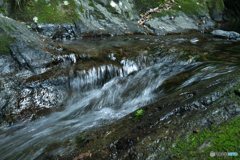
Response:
[10,40,52,73]
[207,0,225,22]
[211,30,240,39]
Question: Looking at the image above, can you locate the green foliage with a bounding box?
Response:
[10,0,80,23]
[0,27,15,55]
[165,116,240,159]
[134,109,143,121]
[172,0,208,15]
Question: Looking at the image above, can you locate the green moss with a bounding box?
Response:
[157,114,240,159]
[11,24,17,30]
[208,0,224,9]
[76,134,89,148]
[3,19,14,32]
[152,10,177,18]
[0,27,15,55]
[172,0,208,15]
[10,0,81,23]
[93,9,106,19]
[133,0,163,14]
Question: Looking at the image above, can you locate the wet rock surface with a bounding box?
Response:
[52,70,240,160]
[211,29,240,40]
[9,40,52,73]
[0,15,68,126]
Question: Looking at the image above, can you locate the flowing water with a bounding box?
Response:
[0,32,240,159]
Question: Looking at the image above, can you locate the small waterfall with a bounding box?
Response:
[69,65,124,91]
[69,56,148,92]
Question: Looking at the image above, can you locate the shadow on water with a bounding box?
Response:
[0,31,240,159]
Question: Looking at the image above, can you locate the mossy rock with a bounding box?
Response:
[9,0,81,23]
[207,0,225,21]
[0,27,15,55]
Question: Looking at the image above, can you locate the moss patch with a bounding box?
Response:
[152,10,177,18]
[207,0,224,9]
[134,0,165,14]
[171,0,208,15]
[10,0,80,23]
[0,27,15,55]
[162,115,240,159]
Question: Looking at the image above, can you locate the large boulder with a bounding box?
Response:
[0,14,52,73]
[211,29,240,39]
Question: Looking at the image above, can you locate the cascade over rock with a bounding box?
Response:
[0,1,240,159]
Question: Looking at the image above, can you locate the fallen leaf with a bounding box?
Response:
[146,15,152,18]
[73,152,91,160]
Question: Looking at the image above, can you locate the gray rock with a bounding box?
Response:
[10,40,52,73]
[211,30,240,39]
[0,15,45,49]
[236,108,240,113]
[145,12,214,34]
[0,56,19,75]
[30,23,37,31]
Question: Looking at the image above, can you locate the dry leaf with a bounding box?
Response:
[73,152,91,160]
